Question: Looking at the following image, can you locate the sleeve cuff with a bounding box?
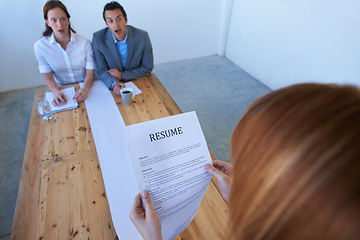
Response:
[39,65,52,73]
[85,62,95,70]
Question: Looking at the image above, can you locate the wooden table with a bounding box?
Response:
[11,74,228,239]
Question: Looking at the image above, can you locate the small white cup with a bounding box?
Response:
[120,88,135,105]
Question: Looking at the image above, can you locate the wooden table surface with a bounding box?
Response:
[11,74,228,240]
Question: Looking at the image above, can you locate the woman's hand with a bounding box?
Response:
[205,160,233,202]
[42,73,67,106]
[73,86,89,102]
[129,191,162,240]
[52,90,67,106]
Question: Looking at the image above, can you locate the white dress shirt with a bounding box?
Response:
[34,31,95,86]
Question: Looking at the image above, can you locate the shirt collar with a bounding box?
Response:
[49,33,56,44]
[112,27,128,44]
[49,31,76,44]
[70,31,77,42]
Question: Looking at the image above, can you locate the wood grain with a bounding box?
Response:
[11,74,228,240]
[37,151,116,240]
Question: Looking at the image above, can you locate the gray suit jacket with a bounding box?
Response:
[92,25,154,89]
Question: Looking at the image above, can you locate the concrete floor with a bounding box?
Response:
[154,56,271,161]
[0,55,270,239]
[0,85,43,240]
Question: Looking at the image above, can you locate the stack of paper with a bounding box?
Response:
[45,86,79,113]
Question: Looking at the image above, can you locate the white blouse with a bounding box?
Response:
[34,32,95,86]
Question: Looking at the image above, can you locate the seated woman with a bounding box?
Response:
[34,0,95,106]
[129,83,360,240]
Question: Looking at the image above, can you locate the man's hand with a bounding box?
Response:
[129,191,162,240]
[107,68,123,80]
[113,82,125,95]
[205,160,233,202]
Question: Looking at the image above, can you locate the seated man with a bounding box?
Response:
[92,1,154,95]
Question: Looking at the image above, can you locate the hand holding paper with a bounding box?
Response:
[125,111,213,240]
[130,191,162,240]
[204,160,233,202]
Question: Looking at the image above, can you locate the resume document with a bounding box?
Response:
[125,111,213,240]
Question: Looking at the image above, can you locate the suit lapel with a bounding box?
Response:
[105,28,123,70]
[126,26,134,71]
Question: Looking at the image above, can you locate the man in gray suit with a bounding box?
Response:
[92,1,154,94]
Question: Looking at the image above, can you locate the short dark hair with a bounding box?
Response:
[42,0,75,36]
[103,1,127,22]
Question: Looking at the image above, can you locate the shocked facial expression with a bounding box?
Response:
[46,7,70,39]
[105,9,128,42]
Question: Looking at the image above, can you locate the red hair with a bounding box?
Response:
[229,84,360,239]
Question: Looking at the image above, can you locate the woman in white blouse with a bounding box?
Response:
[34,0,95,106]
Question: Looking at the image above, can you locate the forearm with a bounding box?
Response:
[43,72,60,93]
[93,51,120,89]
[122,65,153,81]
[42,72,67,105]
[93,51,118,88]
[100,72,119,89]
[82,69,94,90]
[92,35,117,89]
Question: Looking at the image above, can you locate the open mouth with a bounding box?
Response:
[115,29,121,33]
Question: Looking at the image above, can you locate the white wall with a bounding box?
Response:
[2,0,359,92]
[226,0,360,89]
[0,0,222,92]
[0,1,45,91]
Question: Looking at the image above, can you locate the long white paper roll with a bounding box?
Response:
[80,81,142,239]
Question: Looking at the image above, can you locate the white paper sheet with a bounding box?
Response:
[124,82,142,95]
[80,80,142,239]
[45,86,79,112]
[124,111,213,240]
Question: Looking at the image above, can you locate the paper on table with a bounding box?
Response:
[80,80,142,239]
[45,86,78,113]
[124,82,142,95]
[125,111,213,240]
